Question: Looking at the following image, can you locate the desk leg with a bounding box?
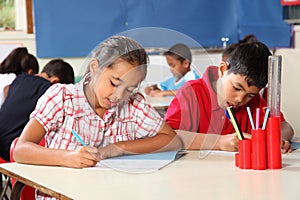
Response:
[10,181,25,200]
[0,175,11,200]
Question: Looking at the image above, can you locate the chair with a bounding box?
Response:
[10,137,46,200]
[0,157,11,200]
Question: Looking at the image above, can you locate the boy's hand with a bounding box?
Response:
[218,133,239,152]
[144,85,159,95]
[218,132,251,152]
[65,146,99,168]
[148,90,165,97]
[97,144,125,160]
[281,140,292,153]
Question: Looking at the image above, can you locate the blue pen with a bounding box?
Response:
[70,129,87,146]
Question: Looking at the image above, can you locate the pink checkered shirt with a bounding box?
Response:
[31,80,163,200]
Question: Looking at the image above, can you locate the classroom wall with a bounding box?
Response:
[33,0,290,58]
[0,27,299,136]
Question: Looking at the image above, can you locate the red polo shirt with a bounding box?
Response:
[165,66,284,135]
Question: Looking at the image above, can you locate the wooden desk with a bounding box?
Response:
[1,150,300,200]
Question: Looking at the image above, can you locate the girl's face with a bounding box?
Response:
[90,58,146,110]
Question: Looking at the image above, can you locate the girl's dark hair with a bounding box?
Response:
[42,59,75,84]
[20,53,39,74]
[227,42,272,89]
[0,47,39,75]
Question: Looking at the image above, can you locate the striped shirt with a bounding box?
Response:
[31,79,163,200]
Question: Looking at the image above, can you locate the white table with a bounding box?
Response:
[1,150,300,200]
[145,95,173,117]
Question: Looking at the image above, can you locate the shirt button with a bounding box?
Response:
[221,116,225,120]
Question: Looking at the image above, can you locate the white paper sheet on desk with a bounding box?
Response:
[199,150,236,156]
[95,151,184,173]
[292,141,300,150]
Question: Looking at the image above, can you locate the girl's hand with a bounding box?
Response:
[97,144,125,160]
[281,140,292,153]
[64,146,99,168]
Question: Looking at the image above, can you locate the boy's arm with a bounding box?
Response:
[144,84,159,95]
[281,121,294,153]
[281,121,294,141]
[175,130,240,152]
[148,89,177,97]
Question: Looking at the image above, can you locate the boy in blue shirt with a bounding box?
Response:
[145,43,199,97]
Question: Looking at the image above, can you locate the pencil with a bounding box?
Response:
[226,107,245,140]
[262,108,270,130]
[256,108,260,130]
[246,107,255,130]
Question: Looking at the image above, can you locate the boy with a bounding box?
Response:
[0,59,74,161]
[165,42,294,153]
[144,43,199,97]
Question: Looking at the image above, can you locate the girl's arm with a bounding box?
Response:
[97,122,183,159]
[14,119,99,168]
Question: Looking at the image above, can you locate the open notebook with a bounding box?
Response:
[95,150,186,173]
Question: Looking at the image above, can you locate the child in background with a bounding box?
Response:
[144,43,199,97]
[14,36,182,173]
[222,43,239,62]
[165,42,294,153]
[0,47,39,107]
[0,59,75,161]
[222,34,259,62]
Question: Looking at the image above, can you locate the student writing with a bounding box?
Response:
[0,47,39,108]
[165,42,294,153]
[14,35,182,168]
[0,59,75,161]
[144,43,199,97]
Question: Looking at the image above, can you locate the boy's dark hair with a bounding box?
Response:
[42,59,75,84]
[0,47,39,75]
[163,43,192,64]
[227,42,271,89]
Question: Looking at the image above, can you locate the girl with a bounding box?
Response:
[14,36,182,170]
[0,47,39,107]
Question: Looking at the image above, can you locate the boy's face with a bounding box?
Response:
[165,55,189,79]
[219,68,260,109]
[90,59,146,109]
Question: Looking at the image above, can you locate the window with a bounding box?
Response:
[0,0,15,30]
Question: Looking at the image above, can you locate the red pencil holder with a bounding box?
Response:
[251,129,267,170]
[238,139,252,169]
[266,116,282,169]
[235,153,239,167]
